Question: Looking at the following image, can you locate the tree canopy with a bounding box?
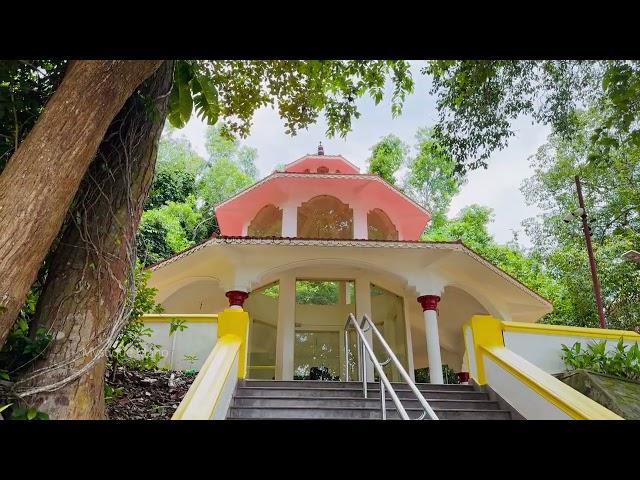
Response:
[426,60,640,172]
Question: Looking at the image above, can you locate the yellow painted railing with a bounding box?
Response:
[501,320,640,341]
[465,315,623,420]
[142,313,218,323]
[172,308,249,420]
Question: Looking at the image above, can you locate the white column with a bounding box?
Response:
[355,275,374,382]
[418,295,443,384]
[282,204,297,237]
[276,274,295,380]
[353,207,368,240]
[403,295,416,382]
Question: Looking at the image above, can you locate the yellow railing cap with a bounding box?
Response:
[502,321,640,340]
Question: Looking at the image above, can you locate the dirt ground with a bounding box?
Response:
[105,367,195,420]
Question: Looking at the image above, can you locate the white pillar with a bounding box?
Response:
[418,295,443,384]
[403,295,416,382]
[353,207,368,240]
[355,275,374,382]
[276,274,295,380]
[282,204,297,237]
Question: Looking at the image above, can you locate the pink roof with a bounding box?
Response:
[284,154,360,174]
[215,172,431,240]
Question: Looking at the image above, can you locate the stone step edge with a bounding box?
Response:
[228,405,509,413]
[232,396,496,404]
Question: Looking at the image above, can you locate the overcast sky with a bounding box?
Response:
[179,62,551,247]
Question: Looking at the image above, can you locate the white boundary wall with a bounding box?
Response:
[483,355,571,420]
[142,321,218,371]
[503,330,639,375]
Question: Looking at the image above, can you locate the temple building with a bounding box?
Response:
[146,144,552,384]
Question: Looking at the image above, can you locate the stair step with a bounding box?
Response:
[235,386,489,400]
[227,406,512,420]
[232,396,500,410]
[241,380,475,392]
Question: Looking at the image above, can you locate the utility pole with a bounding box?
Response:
[574,175,607,329]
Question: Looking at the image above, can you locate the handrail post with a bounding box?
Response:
[344,329,350,382]
[361,335,367,398]
[380,380,386,420]
[362,314,439,420]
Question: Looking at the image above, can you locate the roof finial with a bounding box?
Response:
[317,141,324,156]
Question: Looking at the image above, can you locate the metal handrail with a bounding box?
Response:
[344,313,439,420]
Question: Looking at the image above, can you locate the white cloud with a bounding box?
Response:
[179,63,551,247]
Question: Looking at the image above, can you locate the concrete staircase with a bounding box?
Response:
[226,380,515,420]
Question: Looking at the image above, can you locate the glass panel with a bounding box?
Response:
[370,283,408,382]
[346,329,359,381]
[244,282,279,380]
[294,331,341,381]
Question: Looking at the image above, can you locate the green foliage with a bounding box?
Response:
[183,354,198,374]
[521,108,640,329]
[367,134,408,185]
[561,339,640,381]
[403,127,465,227]
[137,125,258,266]
[109,263,165,371]
[169,318,188,336]
[145,126,205,211]
[104,384,124,404]
[0,316,53,379]
[167,60,414,139]
[423,205,562,317]
[295,281,340,305]
[426,60,640,172]
[9,405,49,420]
[414,365,460,384]
[0,60,66,172]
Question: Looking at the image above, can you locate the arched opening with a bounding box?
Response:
[316,165,329,173]
[367,208,399,240]
[247,204,282,237]
[297,195,353,239]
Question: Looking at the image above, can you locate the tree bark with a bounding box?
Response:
[16,61,174,419]
[0,60,163,346]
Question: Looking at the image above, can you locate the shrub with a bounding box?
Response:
[414,365,460,384]
[561,338,640,381]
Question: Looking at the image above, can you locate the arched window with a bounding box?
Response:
[297,195,353,239]
[367,208,398,240]
[247,204,282,237]
[317,166,329,174]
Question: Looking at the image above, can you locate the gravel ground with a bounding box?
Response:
[105,367,196,420]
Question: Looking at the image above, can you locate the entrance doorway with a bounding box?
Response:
[293,279,357,381]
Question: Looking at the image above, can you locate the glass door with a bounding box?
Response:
[293,330,341,380]
[293,279,357,381]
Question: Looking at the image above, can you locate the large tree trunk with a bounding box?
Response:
[0,60,163,346]
[15,61,174,419]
